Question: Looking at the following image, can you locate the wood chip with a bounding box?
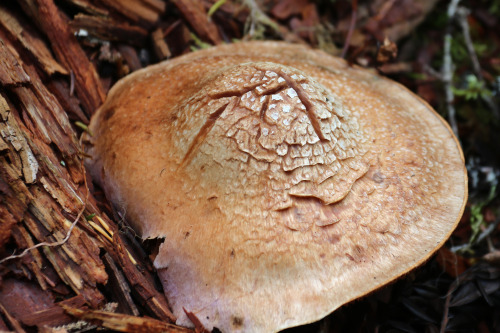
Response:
[111,232,177,323]
[62,306,193,333]
[0,39,30,86]
[22,295,87,327]
[151,28,171,60]
[97,0,166,29]
[46,79,89,124]
[172,0,222,45]
[26,0,106,115]
[70,14,148,46]
[0,303,27,333]
[0,5,68,76]
[59,0,109,16]
[102,253,141,316]
[117,44,142,72]
[0,206,16,250]
[0,92,39,184]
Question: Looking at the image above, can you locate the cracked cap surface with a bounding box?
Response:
[86,41,467,333]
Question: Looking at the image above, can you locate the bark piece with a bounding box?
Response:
[111,232,176,323]
[0,93,38,185]
[151,28,171,60]
[0,39,30,86]
[70,14,148,46]
[0,5,68,76]
[1,34,84,184]
[0,303,27,333]
[0,149,33,223]
[63,306,193,333]
[102,253,140,316]
[117,44,142,72]
[173,0,222,45]
[10,225,48,290]
[0,206,16,250]
[289,3,320,43]
[21,0,106,115]
[0,278,87,328]
[46,79,89,124]
[21,295,87,327]
[0,278,55,324]
[59,0,109,16]
[97,0,166,29]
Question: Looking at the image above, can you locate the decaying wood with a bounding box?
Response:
[21,295,88,327]
[46,79,89,124]
[0,14,176,323]
[0,278,87,329]
[102,253,141,316]
[0,5,68,77]
[59,0,110,17]
[151,27,172,59]
[117,44,143,71]
[0,303,27,333]
[70,14,149,47]
[110,231,177,323]
[96,0,166,29]
[0,18,108,320]
[173,0,222,44]
[19,0,106,115]
[0,39,30,86]
[63,306,193,333]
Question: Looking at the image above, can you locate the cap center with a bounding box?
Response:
[173,62,371,218]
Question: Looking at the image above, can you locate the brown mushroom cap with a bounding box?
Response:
[86,41,467,332]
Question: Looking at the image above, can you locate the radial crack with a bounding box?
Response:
[276,70,327,141]
[180,101,230,168]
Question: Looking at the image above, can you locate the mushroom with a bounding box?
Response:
[86,41,467,332]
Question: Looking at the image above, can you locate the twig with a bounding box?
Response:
[443,34,458,136]
[442,0,461,137]
[440,284,453,333]
[456,8,481,80]
[0,161,89,265]
[340,0,357,59]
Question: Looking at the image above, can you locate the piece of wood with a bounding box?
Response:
[0,39,30,86]
[10,225,49,290]
[97,0,166,29]
[20,0,106,115]
[151,28,171,60]
[59,0,109,16]
[22,295,88,327]
[0,206,16,251]
[70,14,148,47]
[0,35,84,184]
[110,229,177,323]
[0,33,108,310]
[0,303,27,333]
[271,0,310,20]
[0,5,68,76]
[63,306,193,333]
[0,92,38,189]
[172,0,222,45]
[102,253,140,316]
[117,44,142,72]
[46,79,89,124]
